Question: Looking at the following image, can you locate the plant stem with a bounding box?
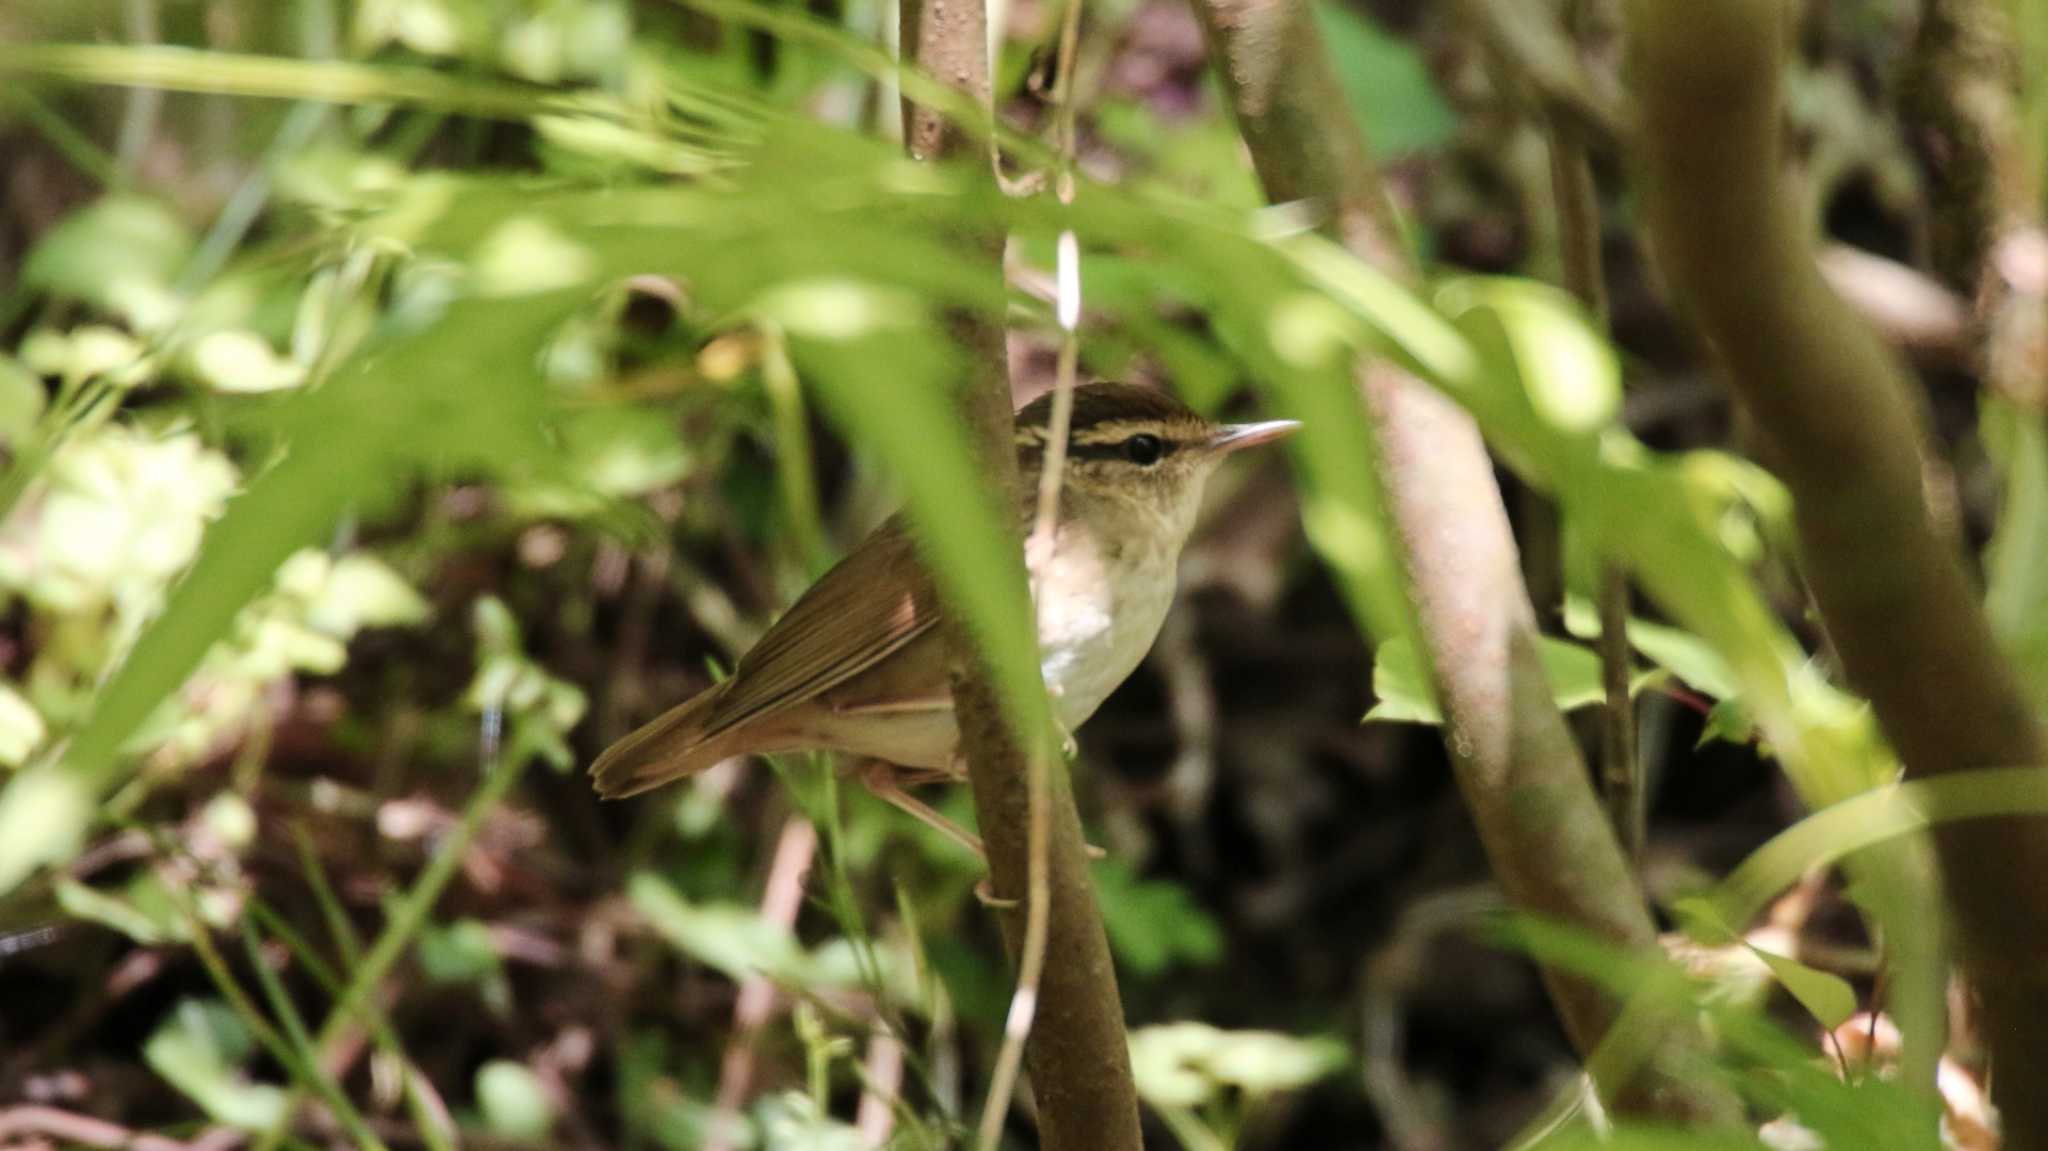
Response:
[1539,0,1640,869]
[1624,0,2048,1138]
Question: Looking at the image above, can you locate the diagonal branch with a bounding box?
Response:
[1190,0,1739,1121]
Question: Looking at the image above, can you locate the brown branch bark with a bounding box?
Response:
[1190,0,1736,1122]
[894,7,1143,1149]
[1623,2,2048,1142]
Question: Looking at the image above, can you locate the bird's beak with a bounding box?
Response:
[1208,419,1301,454]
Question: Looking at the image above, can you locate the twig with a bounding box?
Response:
[986,2,1088,1141]
[255,711,530,1151]
[1541,0,1640,870]
[855,1026,906,1147]
[0,1106,242,1151]
[706,817,818,1151]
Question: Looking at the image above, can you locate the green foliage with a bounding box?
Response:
[1130,1022,1346,1149]
[475,1059,558,1142]
[18,194,194,328]
[143,998,290,1131]
[1092,858,1225,975]
[0,1,2029,1143]
[1310,2,1457,160]
[1367,632,1661,724]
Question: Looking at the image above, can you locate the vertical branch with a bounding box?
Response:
[1623,1,2048,1140]
[1191,0,1737,1121]
[894,5,1143,1149]
[1541,0,1640,867]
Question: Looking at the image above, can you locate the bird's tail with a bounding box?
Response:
[591,684,752,799]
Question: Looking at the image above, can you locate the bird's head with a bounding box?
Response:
[1014,382,1298,534]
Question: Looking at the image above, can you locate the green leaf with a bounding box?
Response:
[1750,946,1858,1032]
[143,999,289,1131]
[1092,859,1224,975]
[0,292,577,895]
[1562,597,1742,701]
[1310,3,1457,158]
[0,356,46,446]
[1983,395,2048,711]
[0,683,47,767]
[1368,633,1651,724]
[56,877,183,944]
[629,872,810,983]
[560,406,692,498]
[20,195,191,328]
[184,329,307,393]
[1129,1022,1346,1112]
[476,1060,556,1142]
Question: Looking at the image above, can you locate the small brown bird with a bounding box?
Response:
[590,382,1295,846]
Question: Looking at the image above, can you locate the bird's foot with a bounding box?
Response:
[860,761,986,858]
[974,878,1019,909]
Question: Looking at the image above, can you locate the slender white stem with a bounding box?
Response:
[981,0,1086,1144]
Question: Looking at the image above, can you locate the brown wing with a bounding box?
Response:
[703,514,942,734]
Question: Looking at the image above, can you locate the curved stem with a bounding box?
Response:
[1624,1,2048,1139]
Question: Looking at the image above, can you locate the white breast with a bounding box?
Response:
[1031,532,1179,732]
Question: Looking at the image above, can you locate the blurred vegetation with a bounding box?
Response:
[0,0,2042,1149]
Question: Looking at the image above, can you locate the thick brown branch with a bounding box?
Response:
[1192,0,1735,1122]
[1624,1,2048,1141]
[895,5,1142,1148]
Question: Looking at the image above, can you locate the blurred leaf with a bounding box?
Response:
[1983,395,2048,711]
[1369,633,1656,724]
[1310,3,1456,158]
[1705,766,2048,931]
[1129,1022,1346,1112]
[20,195,191,329]
[0,683,47,767]
[1464,278,1621,435]
[1674,899,1857,1032]
[297,553,432,635]
[560,406,692,497]
[476,1059,556,1142]
[56,876,184,944]
[1751,947,1858,1032]
[0,356,46,445]
[0,292,577,894]
[630,872,809,982]
[143,999,289,1131]
[418,918,502,983]
[755,1092,865,1151]
[1092,859,1224,976]
[185,330,307,393]
[1562,597,1742,701]
[465,596,588,770]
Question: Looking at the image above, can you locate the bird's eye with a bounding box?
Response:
[1122,434,1166,466]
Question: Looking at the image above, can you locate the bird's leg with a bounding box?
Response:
[859,761,1019,909]
[858,761,984,855]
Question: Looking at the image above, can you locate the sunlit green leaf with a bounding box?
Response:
[0,683,47,767]
[0,357,47,445]
[1368,633,1656,724]
[20,195,191,328]
[1129,1022,1346,1112]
